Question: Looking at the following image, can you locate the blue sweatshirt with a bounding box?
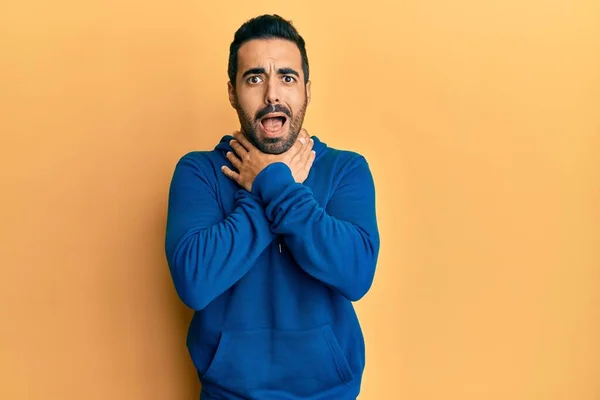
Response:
[165,134,380,400]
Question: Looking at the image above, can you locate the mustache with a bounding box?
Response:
[255,104,292,120]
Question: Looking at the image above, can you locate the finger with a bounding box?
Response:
[303,128,313,143]
[221,165,239,182]
[294,128,308,146]
[232,132,255,152]
[226,151,242,169]
[305,143,315,165]
[297,136,313,163]
[230,140,248,158]
[306,148,316,168]
[307,137,315,156]
[300,128,313,149]
[289,136,306,159]
[306,135,314,152]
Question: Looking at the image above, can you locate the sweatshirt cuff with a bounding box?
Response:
[251,162,295,204]
[234,188,261,203]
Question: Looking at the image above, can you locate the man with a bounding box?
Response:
[165,14,380,400]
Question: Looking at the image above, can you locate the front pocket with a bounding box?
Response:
[203,324,354,397]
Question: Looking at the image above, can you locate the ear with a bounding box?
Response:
[227,81,236,109]
[306,80,312,106]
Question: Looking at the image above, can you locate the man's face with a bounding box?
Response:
[228,38,311,154]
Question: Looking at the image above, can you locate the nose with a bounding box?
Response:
[264,79,280,104]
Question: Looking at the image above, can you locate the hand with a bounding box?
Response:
[221,130,316,191]
[221,132,274,192]
[282,129,316,184]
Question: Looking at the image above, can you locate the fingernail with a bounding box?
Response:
[299,138,306,145]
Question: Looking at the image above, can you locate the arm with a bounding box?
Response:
[251,155,380,301]
[165,154,276,311]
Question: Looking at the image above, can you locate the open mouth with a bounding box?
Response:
[260,114,288,135]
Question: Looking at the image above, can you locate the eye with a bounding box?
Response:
[247,76,263,84]
[282,75,296,83]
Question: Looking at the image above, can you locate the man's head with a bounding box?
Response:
[227,14,311,154]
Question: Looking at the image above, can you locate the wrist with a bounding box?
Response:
[251,162,295,203]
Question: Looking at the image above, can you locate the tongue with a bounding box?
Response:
[262,117,283,131]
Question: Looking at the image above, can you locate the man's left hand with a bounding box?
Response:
[222,131,314,191]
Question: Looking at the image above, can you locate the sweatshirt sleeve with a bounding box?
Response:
[251,155,380,301]
[165,154,276,311]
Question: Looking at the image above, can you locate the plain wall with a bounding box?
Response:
[1,1,599,399]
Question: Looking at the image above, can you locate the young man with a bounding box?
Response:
[165,14,380,400]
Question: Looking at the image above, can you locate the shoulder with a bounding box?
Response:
[319,144,371,175]
[174,147,226,168]
[169,149,223,182]
[175,149,217,165]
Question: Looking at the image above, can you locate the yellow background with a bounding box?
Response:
[1,1,599,399]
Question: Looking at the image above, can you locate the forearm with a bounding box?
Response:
[166,191,275,310]
[252,159,380,301]
[165,155,275,310]
[278,197,378,301]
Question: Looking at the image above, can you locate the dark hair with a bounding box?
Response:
[228,14,309,88]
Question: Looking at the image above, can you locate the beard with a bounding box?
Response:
[233,95,308,155]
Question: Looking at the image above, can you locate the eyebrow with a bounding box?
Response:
[242,67,300,78]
